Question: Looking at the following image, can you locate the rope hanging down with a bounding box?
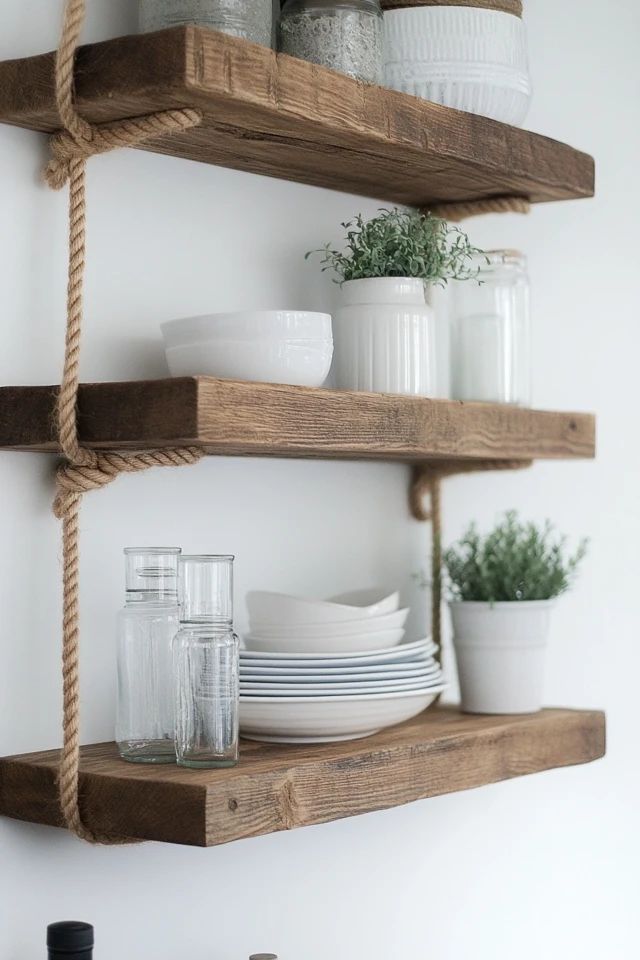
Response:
[410,460,532,650]
[48,0,205,843]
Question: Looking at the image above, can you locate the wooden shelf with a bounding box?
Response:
[0,378,595,462]
[0,27,594,208]
[0,708,605,847]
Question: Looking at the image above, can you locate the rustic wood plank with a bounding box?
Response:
[0,708,605,847]
[0,377,595,462]
[0,27,593,207]
[381,0,523,15]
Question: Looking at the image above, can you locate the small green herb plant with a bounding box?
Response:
[307,208,483,285]
[444,511,588,603]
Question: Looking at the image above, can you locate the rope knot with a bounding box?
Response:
[45,109,203,189]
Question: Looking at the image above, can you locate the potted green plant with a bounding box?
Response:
[444,512,587,714]
[308,208,482,396]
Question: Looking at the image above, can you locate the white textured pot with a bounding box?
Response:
[450,600,554,714]
[333,277,438,396]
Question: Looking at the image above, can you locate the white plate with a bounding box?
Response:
[239,687,445,743]
[240,662,440,682]
[249,607,409,638]
[240,677,444,695]
[240,637,435,666]
[243,626,405,655]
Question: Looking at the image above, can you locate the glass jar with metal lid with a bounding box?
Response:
[279,0,384,84]
[450,249,531,406]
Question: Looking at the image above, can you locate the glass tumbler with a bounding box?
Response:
[116,547,181,763]
[174,555,239,768]
[451,250,531,405]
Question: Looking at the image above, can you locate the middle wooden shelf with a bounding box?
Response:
[0,377,595,463]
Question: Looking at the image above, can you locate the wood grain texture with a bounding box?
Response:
[0,377,596,462]
[0,708,605,847]
[381,0,523,16]
[0,26,592,207]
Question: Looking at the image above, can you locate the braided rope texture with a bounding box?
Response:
[428,196,531,222]
[48,0,204,843]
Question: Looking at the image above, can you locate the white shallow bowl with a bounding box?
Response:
[384,7,531,125]
[165,339,333,387]
[162,311,333,347]
[247,589,399,625]
[249,608,409,638]
[239,688,444,742]
[239,637,435,666]
[243,627,405,655]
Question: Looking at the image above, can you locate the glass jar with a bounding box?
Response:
[451,250,531,405]
[138,0,273,48]
[174,555,239,768]
[279,0,384,84]
[116,548,181,764]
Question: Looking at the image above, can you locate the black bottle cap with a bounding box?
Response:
[47,922,94,955]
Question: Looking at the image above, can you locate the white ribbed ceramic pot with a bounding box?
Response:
[450,600,554,714]
[333,277,437,396]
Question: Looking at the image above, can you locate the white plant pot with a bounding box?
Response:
[450,600,554,714]
[333,277,438,396]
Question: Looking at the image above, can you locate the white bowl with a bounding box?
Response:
[246,589,400,625]
[162,311,332,347]
[243,627,405,655]
[239,688,444,742]
[241,661,440,680]
[241,677,444,695]
[165,339,333,387]
[384,7,531,125]
[248,608,409,639]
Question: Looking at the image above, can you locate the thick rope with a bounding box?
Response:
[49,0,204,843]
[428,196,531,223]
[409,460,532,652]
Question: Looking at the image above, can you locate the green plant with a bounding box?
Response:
[444,511,588,603]
[306,208,483,285]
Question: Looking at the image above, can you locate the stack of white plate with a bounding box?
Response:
[239,637,446,743]
[245,588,409,654]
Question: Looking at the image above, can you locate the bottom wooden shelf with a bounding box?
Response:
[0,707,605,847]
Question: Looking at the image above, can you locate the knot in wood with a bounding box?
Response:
[44,108,203,189]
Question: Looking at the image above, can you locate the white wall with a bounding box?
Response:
[1,1,638,957]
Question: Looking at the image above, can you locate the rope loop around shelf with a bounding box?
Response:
[410,460,532,651]
[428,195,531,222]
[48,0,205,844]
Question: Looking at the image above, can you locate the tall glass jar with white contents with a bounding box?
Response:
[174,555,239,768]
[139,0,273,48]
[116,547,181,763]
[451,250,531,406]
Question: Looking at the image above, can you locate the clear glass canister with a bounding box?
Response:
[116,547,181,764]
[450,250,531,405]
[174,555,239,768]
[138,0,273,48]
[279,0,384,84]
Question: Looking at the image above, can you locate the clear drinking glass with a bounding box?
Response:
[138,0,274,48]
[116,548,181,764]
[451,250,531,405]
[174,555,239,768]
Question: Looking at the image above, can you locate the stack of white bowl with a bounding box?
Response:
[240,589,446,742]
[161,310,333,387]
[384,6,531,126]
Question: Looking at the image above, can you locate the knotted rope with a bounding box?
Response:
[410,460,532,651]
[48,0,204,843]
[428,195,531,223]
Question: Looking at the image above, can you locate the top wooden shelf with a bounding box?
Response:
[0,26,594,208]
